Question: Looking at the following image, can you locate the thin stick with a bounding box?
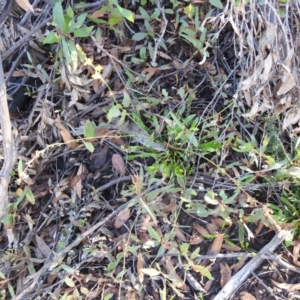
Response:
[151,0,168,67]
[213,231,288,300]
[15,184,158,299]
[0,54,17,221]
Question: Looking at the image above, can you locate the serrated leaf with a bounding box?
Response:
[132,32,148,41]
[209,0,223,9]
[42,32,61,44]
[141,268,160,277]
[84,141,94,153]
[65,276,75,287]
[84,120,95,138]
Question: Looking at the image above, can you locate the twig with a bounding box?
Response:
[213,230,289,300]
[2,17,52,61]
[15,184,158,299]
[150,0,168,67]
[0,54,18,221]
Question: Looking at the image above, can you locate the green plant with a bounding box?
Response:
[42,1,94,71]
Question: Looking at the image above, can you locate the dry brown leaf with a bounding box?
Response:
[206,223,219,234]
[114,209,130,229]
[283,108,300,130]
[239,291,256,300]
[221,243,241,252]
[219,263,231,288]
[271,280,300,292]
[16,0,34,12]
[164,257,189,291]
[137,251,144,282]
[174,227,186,242]
[90,147,108,170]
[189,235,204,245]
[210,234,223,255]
[55,121,78,149]
[70,164,85,199]
[210,218,225,229]
[35,235,51,257]
[112,154,126,176]
[193,224,209,236]
[230,256,247,273]
[293,240,300,267]
[276,72,296,96]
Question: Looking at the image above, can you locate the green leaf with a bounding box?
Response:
[147,226,161,241]
[83,141,94,153]
[245,211,264,223]
[66,6,74,18]
[132,32,148,41]
[67,40,79,70]
[191,247,200,260]
[84,120,95,138]
[104,294,113,300]
[74,26,94,38]
[42,32,61,44]
[209,0,223,9]
[65,276,75,287]
[122,91,131,107]
[204,191,218,205]
[8,284,16,298]
[53,2,66,32]
[117,6,134,22]
[73,13,87,29]
[139,6,150,21]
[25,188,35,204]
[193,265,214,280]
[62,37,71,65]
[107,105,121,122]
[18,159,23,175]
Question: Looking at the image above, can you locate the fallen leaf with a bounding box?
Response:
[189,235,204,245]
[293,240,300,267]
[55,121,78,149]
[283,108,300,130]
[114,209,131,228]
[112,154,126,176]
[276,71,296,96]
[164,257,189,291]
[230,256,247,273]
[209,234,223,255]
[193,224,209,236]
[271,280,300,292]
[221,243,241,251]
[16,0,34,12]
[140,268,160,277]
[90,147,108,170]
[219,263,231,287]
[174,227,186,242]
[35,235,51,257]
[137,251,144,282]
